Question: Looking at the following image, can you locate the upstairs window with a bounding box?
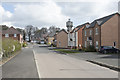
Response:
[95,28,98,35]
[90,30,92,35]
[85,30,86,36]
[14,34,17,37]
[5,34,9,37]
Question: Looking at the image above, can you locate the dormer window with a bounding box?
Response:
[5,34,9,37]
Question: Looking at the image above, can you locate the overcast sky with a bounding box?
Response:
[0,0,119,29]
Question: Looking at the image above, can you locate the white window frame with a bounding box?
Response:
[90,30,92,35]
[5,34,9,37]
[85,30,86,36]
[14,34,17,37]
[59,41,61,46]
[90,41,92,46]
[87,37,89,41]
[95,28,98,35]
[96,41,98,49]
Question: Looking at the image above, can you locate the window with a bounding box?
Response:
[96,41,98,49]
[85,41,87,48]
[14,34,17,37]
[87,37,89,41]
[90,30,92,35]
[5,34,9,37]
[59,41,61,46]
[95,28,98,35]
[90,41,92,46]
[85,30,86,36]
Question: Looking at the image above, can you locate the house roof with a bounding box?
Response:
[75,22,90,32]
[89,12,119,28]
[2,26,21,34]
[47,31,56,37]
[70,22,89,33]
[57,29,68,34]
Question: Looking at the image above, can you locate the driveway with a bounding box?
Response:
[68,52,119,68]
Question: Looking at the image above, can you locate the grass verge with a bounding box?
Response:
[53,49,79,53]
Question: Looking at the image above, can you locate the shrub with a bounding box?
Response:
[2,38,21,57]
[22,42,27,47]
[84,45,96,52]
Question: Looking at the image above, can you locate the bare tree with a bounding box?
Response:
[48,26,60,33]
[25,25,33,42]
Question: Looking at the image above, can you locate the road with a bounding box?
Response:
[33,44,118,79]
[2,44,39,79]
[2,44,119,80]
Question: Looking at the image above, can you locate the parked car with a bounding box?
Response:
[99,46,120,54]
[40,41,44,44]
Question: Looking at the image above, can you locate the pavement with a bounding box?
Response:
[2,44,39,79]
[33,44,118,78]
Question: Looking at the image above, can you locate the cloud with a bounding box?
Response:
[1,0,119,28]
[0,5,12,26]
[2,1,69,29]
[56,1,118,26]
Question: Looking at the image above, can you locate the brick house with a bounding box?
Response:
[76,23,90,49]
[82,13,120,50]
[54,29,68,48]
[68,23,90,49]
[2,26,23,43]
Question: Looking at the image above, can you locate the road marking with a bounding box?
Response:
[33,50,42,79]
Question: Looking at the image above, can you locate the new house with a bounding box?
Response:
[53,29,68,48]
[82,13,120,50]
[76,23,90,49]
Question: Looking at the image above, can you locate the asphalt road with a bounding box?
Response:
[2,44,119,80]
[67,52,119,68]
[2,44,39,79]
[33,44,118,79]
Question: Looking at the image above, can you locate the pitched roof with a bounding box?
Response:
[75,22,90,32]
[70,22,89,33]
[47,31,56,37]
[89,12,119,28]
[2,27,21,34]
[57,29,68,34]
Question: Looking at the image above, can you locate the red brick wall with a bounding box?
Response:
[93,23,101,49]
[78,27,84,49]
[101,14,119,49]
[56,31,68,48]
[2,34,20,41]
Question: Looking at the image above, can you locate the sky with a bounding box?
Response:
[0,0,119,29]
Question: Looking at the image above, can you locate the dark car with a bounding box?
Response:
[99,46,120,54]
